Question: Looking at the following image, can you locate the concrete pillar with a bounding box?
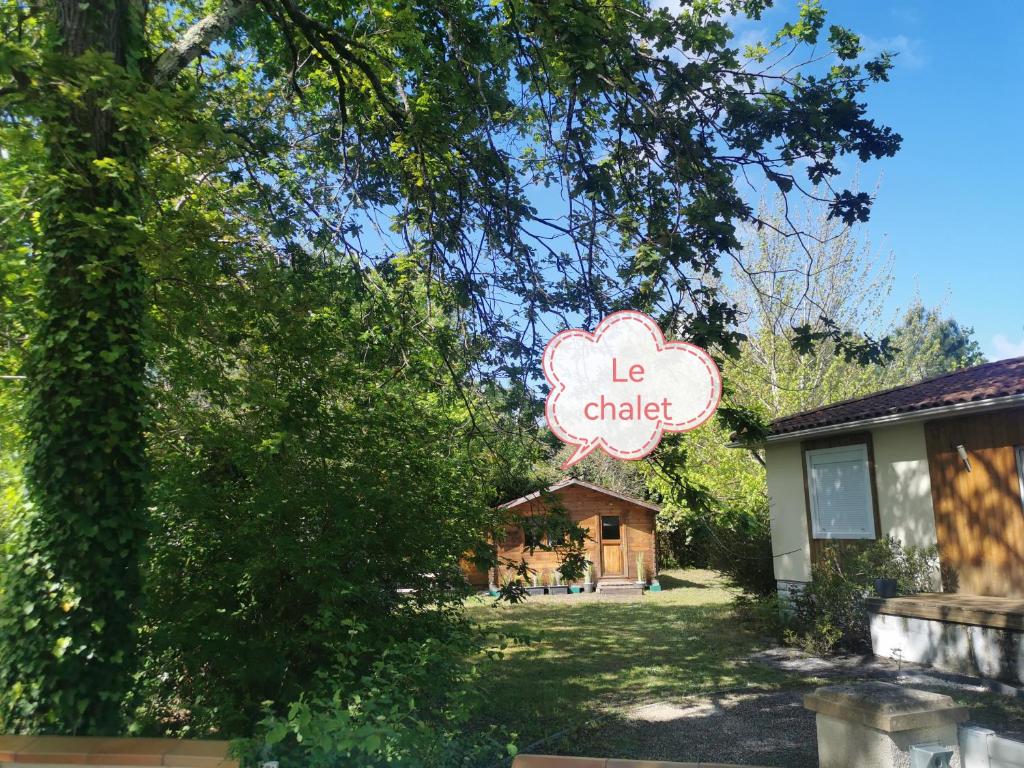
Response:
[958,726,995,768]
[803,682,968,768]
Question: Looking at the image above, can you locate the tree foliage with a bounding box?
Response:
[647,194,985,596]
[137,264,512,736]
[1,0,903,744]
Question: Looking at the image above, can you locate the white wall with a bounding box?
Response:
[764,420,938,586]
[872,421,940,552]
[765,440,812,582]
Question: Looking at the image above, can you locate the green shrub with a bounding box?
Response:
[787,537,938,654]
[238,620,513,768]
[704,503,776,597]
[733,593,791,641]
[129,267,566,741]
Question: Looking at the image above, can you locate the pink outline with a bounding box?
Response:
[542,310,722,468]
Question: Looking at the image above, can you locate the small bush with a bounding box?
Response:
[787,536,938,655]
[238,620,514,768]
[733,593,791,641]
[657,525,708,570]
[705,504,775,597]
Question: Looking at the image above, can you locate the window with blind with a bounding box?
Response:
[1016,446,1024,508]
[805,444,876,539]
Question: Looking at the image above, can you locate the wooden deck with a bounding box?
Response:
[866,593,1024,631]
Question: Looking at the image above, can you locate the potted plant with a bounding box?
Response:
[874,575,898,598]
[548,569,569,595]
[635,553,647,587]
[526,570,546,597]
[583,561,596,593]
[570,583,583,594]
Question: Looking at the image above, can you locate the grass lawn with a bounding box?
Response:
[464,569,797,750]
[466,568,1024,764]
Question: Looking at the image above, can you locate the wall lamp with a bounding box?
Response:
[955,444,972,472]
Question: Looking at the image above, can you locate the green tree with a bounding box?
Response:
[2,0,900,735]
[138,263,521,738]
[876,302,986,387]
[647,195,984,594]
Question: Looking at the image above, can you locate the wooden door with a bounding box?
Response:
[925,408,1024,597]
[600,514,624,576]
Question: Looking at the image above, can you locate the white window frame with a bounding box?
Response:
[805,443,877,540]
[1016,446,1024,509]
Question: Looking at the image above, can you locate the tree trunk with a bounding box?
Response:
[0,0,148,735]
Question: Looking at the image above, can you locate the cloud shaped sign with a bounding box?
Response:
[543,311,722,468]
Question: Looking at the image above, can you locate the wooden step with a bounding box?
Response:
[596,580,645,595]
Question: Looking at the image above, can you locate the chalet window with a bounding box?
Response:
[805,444,876,539]
[523,523,563,548]
[523,527,542,548]
[601,515,621,541]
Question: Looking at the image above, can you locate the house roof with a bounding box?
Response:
[767,356,1024,439]
[499,478,661,512]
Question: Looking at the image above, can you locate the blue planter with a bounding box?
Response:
[570,585,582,594]
[874,578,898,598]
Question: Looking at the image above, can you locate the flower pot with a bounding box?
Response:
[570,585,582,594]
[526,586,546,597]
[547,585,569,595]
[648,580,662,593]
[583,582,595,593]
[874,578,898,598]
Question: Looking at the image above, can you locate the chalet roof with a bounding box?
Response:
[499,478,661,512]
[768,356,1024,439]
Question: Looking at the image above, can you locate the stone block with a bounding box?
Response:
[804,683,966,768]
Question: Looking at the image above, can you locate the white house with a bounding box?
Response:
[757,357,1024,683]
[760,356,1024,600]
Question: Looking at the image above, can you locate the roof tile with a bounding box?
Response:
[768,356,1024,436]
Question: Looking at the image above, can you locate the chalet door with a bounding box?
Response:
[925,410,1024,597]
[600,515,624,576]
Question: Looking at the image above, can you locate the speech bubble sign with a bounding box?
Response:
[543,311,722,468]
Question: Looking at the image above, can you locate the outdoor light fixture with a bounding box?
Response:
[956,444,972,472]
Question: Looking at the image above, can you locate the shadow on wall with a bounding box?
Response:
[876,434,943,590]
[926,410,1024,598]
[871,612,1024,685]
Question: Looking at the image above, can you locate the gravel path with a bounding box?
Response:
[541,648,1024,766]
[555,687,818,768]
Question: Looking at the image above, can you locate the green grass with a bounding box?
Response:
[465,569,795,748]
[466,569,1024,760]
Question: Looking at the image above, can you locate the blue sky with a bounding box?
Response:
[732,1,1024,360]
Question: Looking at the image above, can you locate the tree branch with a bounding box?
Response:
[151,0,253,86]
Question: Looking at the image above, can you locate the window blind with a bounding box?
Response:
[1016,446,1024,509]
[806,444,875,539]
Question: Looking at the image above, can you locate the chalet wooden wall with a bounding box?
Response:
[924,406,1024,597]
[494,485,657,584]
[462,558,490,588]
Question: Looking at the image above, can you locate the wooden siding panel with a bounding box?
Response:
[925,407,1024,597]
